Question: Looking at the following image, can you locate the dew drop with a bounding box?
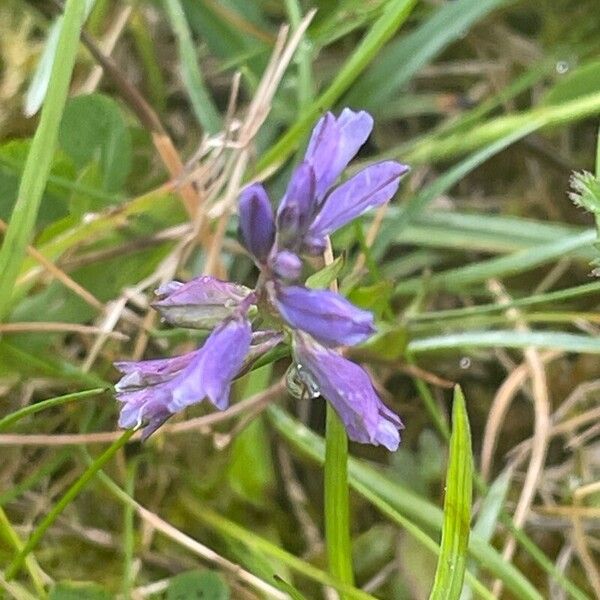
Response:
[285,363,321,400]
[459,357,471,369]
[555,60,569,74]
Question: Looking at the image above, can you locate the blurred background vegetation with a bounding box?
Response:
[0,0,600,598]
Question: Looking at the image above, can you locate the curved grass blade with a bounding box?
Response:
[429,386,473,600]
[0,388,107,432]
[5,429,135,580]
[0,0,87,320]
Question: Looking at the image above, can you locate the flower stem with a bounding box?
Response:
[324,404,354,595]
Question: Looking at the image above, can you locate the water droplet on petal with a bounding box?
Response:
[285,363,321,400]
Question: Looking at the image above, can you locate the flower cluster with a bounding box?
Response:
[115,109,408,450]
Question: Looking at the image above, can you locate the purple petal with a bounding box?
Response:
[238,184,276,263]
[169,316,252,411]
[276,162,316,248]
[269,250,303,281]
[305,109,373,200]
[293,334,402,450]
[274,285,375,347]
[153,276,252,329]
[309,161,408,238]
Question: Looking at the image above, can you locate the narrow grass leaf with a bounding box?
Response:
[348,0,510,109]
[0,0,87,320]
[408,330,600,355]
[181,499,376,600]
[0,388,107,432]
[255,0,417,175]
[268,406,543,600]
[395,229,596,295]
[460,470,512,600]
[429,386,473,600]
[324,407,354,594]
[163,0,222,134]
[5,429,135,580]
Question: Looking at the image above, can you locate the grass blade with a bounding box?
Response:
[255,0,417,175]
[5,429,135,579]
[0,0,87,320]
[348,0,510,109]
[324,407,354,595]
[163,0,222,134]
[268,405,543,600]
[429,386,473,600]
[408,330,600,355]
[0,388,107,432]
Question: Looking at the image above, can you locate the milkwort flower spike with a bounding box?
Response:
[114,108,408,450]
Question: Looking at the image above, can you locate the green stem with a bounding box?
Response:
[0,0,86,320]
[324,405,354,594]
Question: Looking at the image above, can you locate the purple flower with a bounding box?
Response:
[293,333,403,451]
[153,276,252,329]
[269,250,302,281]
[238,184,276,263]
[307,161,409,241]
[305,109,374,201]
[115,316,252,438]
[274,284,375,347]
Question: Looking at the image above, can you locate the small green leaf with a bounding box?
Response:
[49,582,111,600]
[166,570,230,600]
[305,255,344,289]
[429,385,473,600]
[348,280,393,319]
[361,324,408,360]
[59,93,132,194]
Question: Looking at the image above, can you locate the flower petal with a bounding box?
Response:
[153,276,252,329]
[305,109,373,200]
[238,183,276,262]
[275,285,375,347]
[309,161,408,238]
[276,162,316,248]
[293,333,402,450]
[169,316,252,411]
[269,250,303,281]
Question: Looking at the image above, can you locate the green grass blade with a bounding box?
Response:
[324,407,354,595]
[255,0,417,175]
[400,90,600,165]
[0,0,87,321]
[181,499,377,600]
[460,470,512,600]
[429,386,473,600]
[395,229,596,295]
[372,125,540,260]
[5,429,135,580]
[163,0,222,134]
[408,330,600,355]
[348,0,510,109]
[0,388,107,432]
[268,405,543,600]
[409,280,600,322]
